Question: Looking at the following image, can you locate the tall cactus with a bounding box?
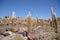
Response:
[50,7,58,33]
[27,12,32,33]
[51,7,58,40]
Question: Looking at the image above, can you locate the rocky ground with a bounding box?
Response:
[0,29,58,40]
[0,32,27,40]
[0,26,59,40]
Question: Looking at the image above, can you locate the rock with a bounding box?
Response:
[0,35,4,40]
[0,28,6,34]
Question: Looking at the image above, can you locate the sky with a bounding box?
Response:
[0,0,60,19]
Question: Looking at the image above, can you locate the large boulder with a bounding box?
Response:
[0,28,6,34]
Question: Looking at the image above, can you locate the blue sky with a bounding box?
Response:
[0,0,60,19]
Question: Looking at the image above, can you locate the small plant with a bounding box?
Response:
[16,37,24,40]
